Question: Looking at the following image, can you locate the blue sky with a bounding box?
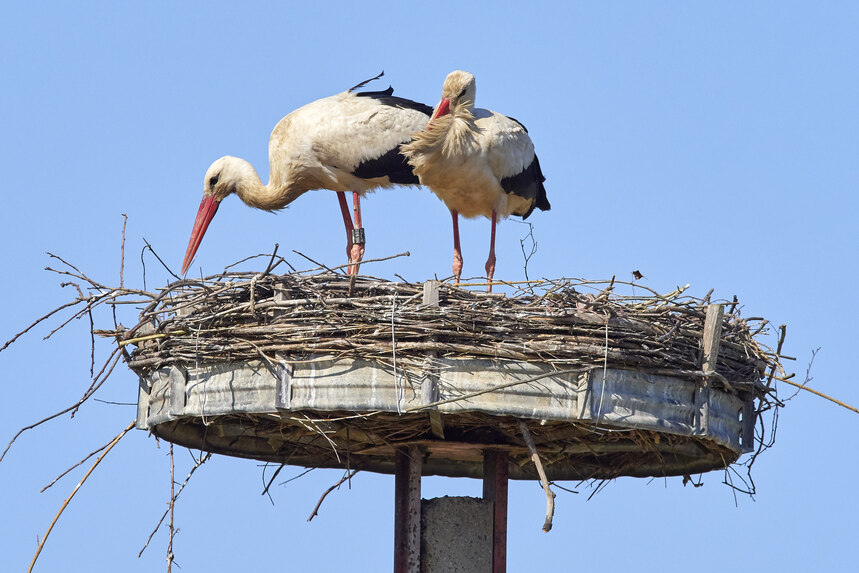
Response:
[1,2,857,571]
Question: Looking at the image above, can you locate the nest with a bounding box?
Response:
[127,272,770,387]
[117,269,783,482]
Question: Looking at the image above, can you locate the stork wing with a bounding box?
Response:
[276,91,430,180]
[476,110,549,217]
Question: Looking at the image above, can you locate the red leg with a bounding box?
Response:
[336,191,356,274]
[451,209,463,284]
[350,191,365,275]
[485,210,497,292]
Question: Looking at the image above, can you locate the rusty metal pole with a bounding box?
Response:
[483,450,509,573]
[394,446,422,573]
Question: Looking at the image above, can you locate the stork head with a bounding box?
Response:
[431,70,476,121]
[180,156,247,275]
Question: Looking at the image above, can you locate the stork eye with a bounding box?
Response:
[209,174,219,188]
[457,86,468,99]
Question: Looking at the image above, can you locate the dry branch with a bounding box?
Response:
[112,271,777,399]
[29,421,135,573]
[138,451,212,559]
[781,374,858,414]
[307,470,361,522]
[167,444,175,573]
[1,349,123,463]
[519,421,555,532]
[41,440,111,493]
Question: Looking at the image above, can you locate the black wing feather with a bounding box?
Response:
[355,87,434,116]
[347,71,385,93]
[346,73,432,183]
[352,144,420,185]
[501,154,550,219]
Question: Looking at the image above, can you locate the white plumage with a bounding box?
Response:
[182,74,432,276]
[402,70,549,288]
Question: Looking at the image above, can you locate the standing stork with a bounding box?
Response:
[402,70,549,290]
[181,73,433,276]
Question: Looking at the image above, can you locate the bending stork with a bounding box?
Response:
[402,70,549,290]
[181,73,432,276]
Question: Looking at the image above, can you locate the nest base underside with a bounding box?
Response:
[149,411,738,481]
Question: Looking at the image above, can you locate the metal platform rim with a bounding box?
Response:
[136,355,756,480]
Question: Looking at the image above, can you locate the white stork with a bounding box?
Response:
[181,73,433,276]
[402,70,549,290]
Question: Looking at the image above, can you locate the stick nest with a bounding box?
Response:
[122,271,776,399]
[106,268,785,482]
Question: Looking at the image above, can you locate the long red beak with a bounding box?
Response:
[430,97,451,121]
[181,195,220,276]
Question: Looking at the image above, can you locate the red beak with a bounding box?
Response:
[430,97,451,121]
[181,195,220,276]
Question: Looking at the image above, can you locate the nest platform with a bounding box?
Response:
[125,271,776,481]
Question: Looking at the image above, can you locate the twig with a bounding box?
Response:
[118,331,187,347]
[141,242,149,291]
[294,415,341,463]
[167,444,175,573]
[41,440,112,493]
[518,420,555,532]
[455,279,545,287]
[295,250,411,276]
[766,324,787,388]
[549,482,580,495]
[28,421,135,573]
[139,452,212,558]
[262,243,281,276]
[0,298,84,354]
[72,346,123,417]
[120,213,127,289]
[780,374,857,414]
[280,467,316,486]
[307,470,360,522]
[1,348,122,463]
[45,251,84,275]
[142,238,181,281]
[292,250,340,275]
[261,462,285,504]
[518,221,537,282]
[93,398,136,406]
[87,306,95,377]
[586,479,612,501]
[42,295,99,341]
[223,250,289,272]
